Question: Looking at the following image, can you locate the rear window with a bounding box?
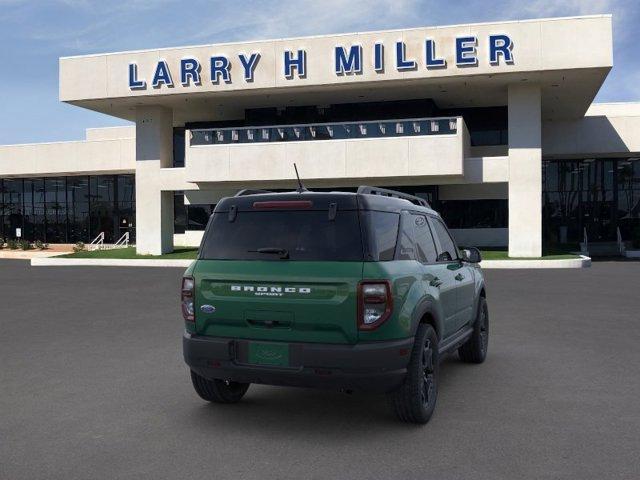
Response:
[200,210,364,261]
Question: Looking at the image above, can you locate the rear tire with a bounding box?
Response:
[388,324,439,424]
[190,370,250,403]
[458,296,489,364]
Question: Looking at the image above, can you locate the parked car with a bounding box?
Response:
[182,186,488,423]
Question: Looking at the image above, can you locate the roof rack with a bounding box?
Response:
[234,189,273,197]
[357,186,430,208]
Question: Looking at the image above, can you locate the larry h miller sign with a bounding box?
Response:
[128,34,515,90]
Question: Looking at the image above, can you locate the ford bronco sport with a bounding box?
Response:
[182,186,488,424]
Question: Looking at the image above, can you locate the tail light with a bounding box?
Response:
[253,200,313,209]
[357,280,393,330]
[181,276,195,323]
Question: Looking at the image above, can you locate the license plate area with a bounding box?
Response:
[247,342,290,367]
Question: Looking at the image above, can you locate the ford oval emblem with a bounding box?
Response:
[200,304,216,314]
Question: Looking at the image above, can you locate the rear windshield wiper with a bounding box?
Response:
[248,247,290,259]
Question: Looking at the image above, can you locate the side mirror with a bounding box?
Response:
[461,247,482,264]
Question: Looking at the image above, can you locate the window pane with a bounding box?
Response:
[90,176,116,242]
[67,176,89,203]
[67,177,88,242]
[187,204,213,231]
[201,210,363,261]
[174,193,187,234]
[45,178,66,204]
[3,178,22,206]
[22,179,35,239]
[45,203,67,243]
[397,214,417,261]
[429,217,458,261]
[68,201,89,242]
[363,211,399,261]
[32,179,46,241]
[173,128,185,168]
[117,175,135,203]
[617,160,634,191]
[437,199,507,229]
[3,179,23,238]
[92,176,115,203]
[412,214,437,263]
[470,130,502,146]
[116,175,135,242]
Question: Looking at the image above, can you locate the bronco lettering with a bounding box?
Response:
[230,285,311,296]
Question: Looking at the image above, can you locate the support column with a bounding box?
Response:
[135,106,174,255]
[508,84,542,258]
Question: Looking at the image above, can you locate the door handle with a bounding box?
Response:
[455,273,464,281]
[429,277,443,288]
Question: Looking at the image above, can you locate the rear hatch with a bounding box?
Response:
[193,193,364,344]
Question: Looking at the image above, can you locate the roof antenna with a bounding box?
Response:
[293,163,308,193]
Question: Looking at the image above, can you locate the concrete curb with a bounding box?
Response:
[31,256,591,269]
[0,251,70,260]
[480,255,591,269]
[31,257,193,268]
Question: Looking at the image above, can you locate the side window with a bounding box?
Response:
[366,211,400,261]
[396,213,416,260]
[429,217,458,262]
[412,214,438,263]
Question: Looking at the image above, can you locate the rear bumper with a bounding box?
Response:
[183,333,413,393]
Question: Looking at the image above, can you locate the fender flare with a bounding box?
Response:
[410,298,444,340]
[472,280,487,320]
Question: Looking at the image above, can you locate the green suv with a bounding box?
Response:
[182,186,488,423]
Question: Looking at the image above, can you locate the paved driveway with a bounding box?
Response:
[1,260,639,480]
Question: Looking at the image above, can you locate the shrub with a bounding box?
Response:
[7,239,19,250]
[19,240,33,251]
[34,240,49,250]
[73,241,86,253]
[0,237,4,249]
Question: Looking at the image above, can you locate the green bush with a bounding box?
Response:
[19,240,33,251]
[0,237,4,249]
[7,239,19,250]
[34,240,49,250]
[73,241,86,253]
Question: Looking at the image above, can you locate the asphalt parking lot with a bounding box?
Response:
[1,260,639,480]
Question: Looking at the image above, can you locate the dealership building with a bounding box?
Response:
[1,14,639,256]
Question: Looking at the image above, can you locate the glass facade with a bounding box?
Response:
[172,185,507,235]
[173,192,214,233]
[169,159,637,249]
[4,159,633,249]
[543,158,640,247]
[438,199,508,229]
[0,175,135,243]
